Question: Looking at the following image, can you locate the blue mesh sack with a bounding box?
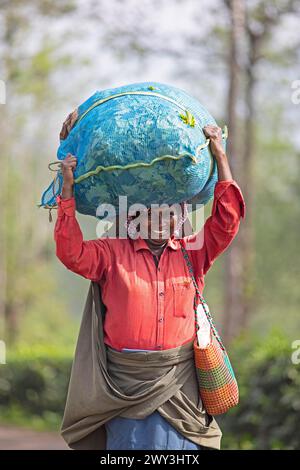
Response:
[39,81,227,219]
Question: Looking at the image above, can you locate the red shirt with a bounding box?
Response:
[54,180,245,352]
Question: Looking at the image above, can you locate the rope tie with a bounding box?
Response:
[45,125,227,186]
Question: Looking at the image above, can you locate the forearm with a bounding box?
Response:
[215,151,233,181]
[203,125,233,182]
[61,184,73,199]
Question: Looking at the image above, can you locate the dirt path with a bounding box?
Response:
[0,426,68,450]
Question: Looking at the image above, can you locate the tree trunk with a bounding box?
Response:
[223,0,246,343]
[239,38,257,330]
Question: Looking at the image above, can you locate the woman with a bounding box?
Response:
[55,113,245,450]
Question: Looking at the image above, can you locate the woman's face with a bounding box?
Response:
[129,206,181,244]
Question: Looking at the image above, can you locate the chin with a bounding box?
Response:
[149,237,168,245]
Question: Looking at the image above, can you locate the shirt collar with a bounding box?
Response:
[132,236,181,252]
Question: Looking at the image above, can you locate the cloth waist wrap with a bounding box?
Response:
[60,281,222,450]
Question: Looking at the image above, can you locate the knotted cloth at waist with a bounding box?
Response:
[60,281,222,450]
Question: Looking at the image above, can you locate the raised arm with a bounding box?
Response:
[185,125,246,276]
[54,154,110,282]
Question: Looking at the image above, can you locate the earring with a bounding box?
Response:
[174,203,188,237]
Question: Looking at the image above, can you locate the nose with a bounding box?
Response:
[159,211,162,230]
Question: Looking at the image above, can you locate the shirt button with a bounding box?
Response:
[159,292,164,297]
[159,317,164,322]
[157,345,162,349]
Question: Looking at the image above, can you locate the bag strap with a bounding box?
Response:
[180,241,226,352]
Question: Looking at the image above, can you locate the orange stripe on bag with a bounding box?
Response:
[200,383,239,415]
[194,339,223,371]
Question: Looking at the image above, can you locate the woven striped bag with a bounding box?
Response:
[180,243,239,415]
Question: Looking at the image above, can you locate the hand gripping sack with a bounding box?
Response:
[39,81,227,218]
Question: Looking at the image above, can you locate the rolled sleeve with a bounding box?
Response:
[212,180,246,223]
[56,194,76,217]
[54,194,110,282]
[188,179,246,275]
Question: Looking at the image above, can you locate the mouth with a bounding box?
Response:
[152,227,170,236]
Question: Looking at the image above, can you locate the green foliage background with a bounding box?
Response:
[0,0,299,450]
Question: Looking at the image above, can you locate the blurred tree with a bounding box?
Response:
[222,0,300,340]
[0,0,76,342]
[223,0,246,343]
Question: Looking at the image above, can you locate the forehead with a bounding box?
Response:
[128,204,182,219]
